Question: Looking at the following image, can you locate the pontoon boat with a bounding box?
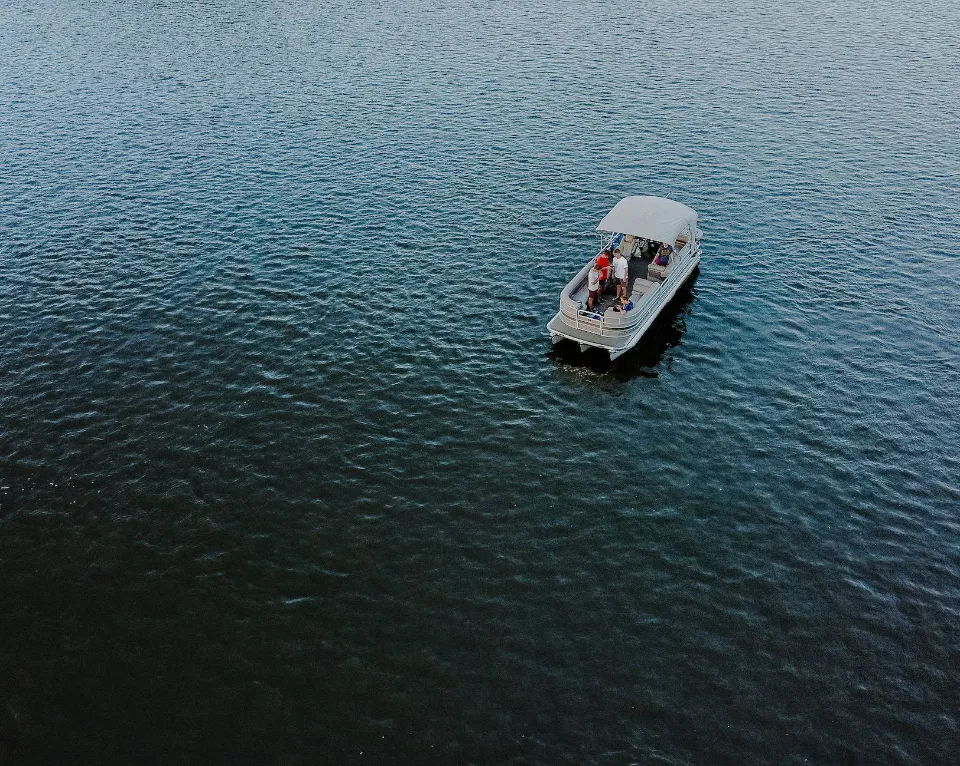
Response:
[547,196,702,361]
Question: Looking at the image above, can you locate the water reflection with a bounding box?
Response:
[549,272,699,379]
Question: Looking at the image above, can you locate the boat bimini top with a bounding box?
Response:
[596,195,698,247]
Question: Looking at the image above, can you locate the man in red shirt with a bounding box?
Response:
[595,250,610,295]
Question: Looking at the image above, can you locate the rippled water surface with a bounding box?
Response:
[2,0,959,762]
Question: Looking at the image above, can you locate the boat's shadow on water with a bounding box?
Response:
[548,273,699,379]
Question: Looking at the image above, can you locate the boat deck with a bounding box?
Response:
[571,256,657,315]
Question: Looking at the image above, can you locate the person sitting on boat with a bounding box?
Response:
[612,295,634,312]
[613,248,629,299]
[587,261,602,311]
[654,242,673,266]
[595,250,611,294]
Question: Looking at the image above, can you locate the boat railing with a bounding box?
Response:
[574,309,607,335]
[563,287,664,339]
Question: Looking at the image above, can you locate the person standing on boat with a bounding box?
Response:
[587,261,602,311]
[613,248,629,299]
[595,250,611,295]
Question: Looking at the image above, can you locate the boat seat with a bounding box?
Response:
[647,257,672,279]
[631,277,656,298]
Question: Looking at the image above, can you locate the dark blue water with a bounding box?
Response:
[2,0,959,762]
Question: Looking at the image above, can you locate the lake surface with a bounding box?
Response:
[1,0,958,762]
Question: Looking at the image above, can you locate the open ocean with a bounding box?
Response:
[1,0,958,762]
